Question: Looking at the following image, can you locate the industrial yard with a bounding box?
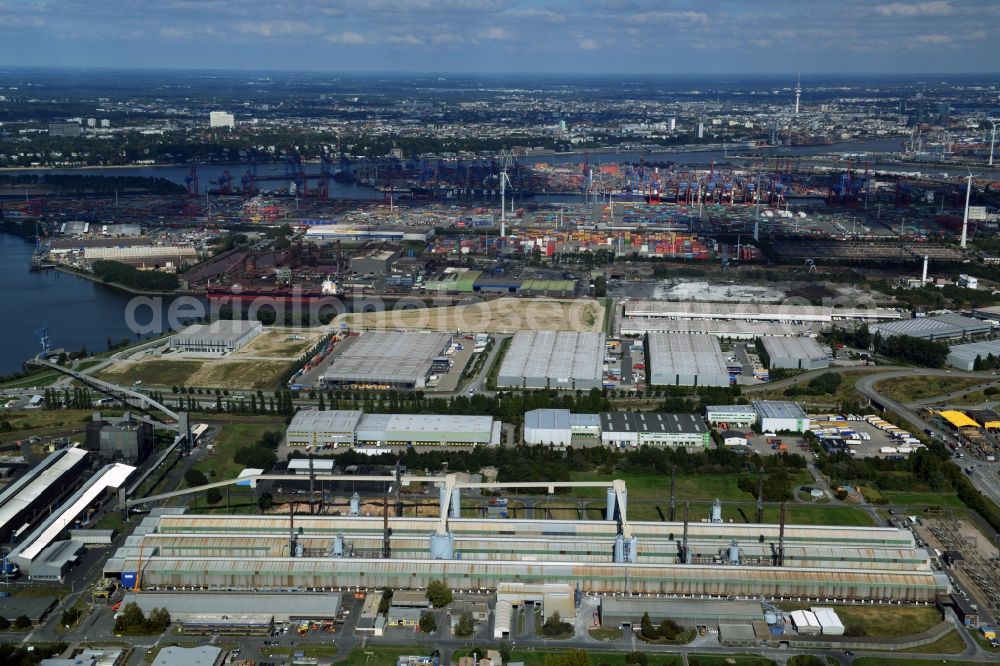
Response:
[331,297,605,333]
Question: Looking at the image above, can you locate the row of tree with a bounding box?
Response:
[91,260,179,291]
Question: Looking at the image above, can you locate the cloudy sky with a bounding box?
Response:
[1,0,996,73]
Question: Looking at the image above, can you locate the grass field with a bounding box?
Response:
[570,471,759,501]
[875,375,992,403]
[751,368,876,406]
[97,360,203,387]
[851,657,989,666]
[333,297,605,333]
[536,500,584,520]
[899,629,966,654]
[688,655,775,666]
[97,358,294,389]
[190,421,283,480]
[332,648,441,666]
[0,369,63,388]
[493,650,682,666]
[881,491,967,509]
[777,604,941,638]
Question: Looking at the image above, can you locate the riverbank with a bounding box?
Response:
[53,264,192,297]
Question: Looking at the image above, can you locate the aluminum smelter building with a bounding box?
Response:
[105,498,948,602]
[497,331,605,390]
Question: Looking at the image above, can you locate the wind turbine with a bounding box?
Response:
[989,118,998,167]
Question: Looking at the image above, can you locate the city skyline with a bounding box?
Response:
[1,0,998,74]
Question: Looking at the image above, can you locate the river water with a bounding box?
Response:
[0,233,187,377]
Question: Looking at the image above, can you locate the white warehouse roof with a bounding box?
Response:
[759,336,828,362]
[288,409,364,433]
[647,332,730,386]
[498,331,605,386]
[0,447,89,537]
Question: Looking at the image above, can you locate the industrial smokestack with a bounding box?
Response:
[922,255,928,283]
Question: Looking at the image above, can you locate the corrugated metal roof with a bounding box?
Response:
[0,448,89,534]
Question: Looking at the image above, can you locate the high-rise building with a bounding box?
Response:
[100,119,110,128]
[86,118,97,128]
[209,111,235,129]
[696,122,704,139]
[668,117,676,131]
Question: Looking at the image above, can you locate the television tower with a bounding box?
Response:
[794,74,801,115]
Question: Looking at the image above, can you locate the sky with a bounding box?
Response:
[1,0,997,74]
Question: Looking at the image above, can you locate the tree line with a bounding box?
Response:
[91,260,180,291]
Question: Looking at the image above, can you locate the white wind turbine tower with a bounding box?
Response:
[498,149,515,238]
[989,119,998,167]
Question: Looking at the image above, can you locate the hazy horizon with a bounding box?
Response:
[1,1,998,75]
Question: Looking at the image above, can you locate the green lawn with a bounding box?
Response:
[190,420,283,481]
[881,491,967,509]
[589,627,624,641]
[777,604,941,638]
[570,471,762,501]
[500,650,682,666]
[851,657,989,666]
[899,629,966,654]
[875,376,991,403]
[688,655,775,666]
[0,370,63,388]
[332,648,437,666]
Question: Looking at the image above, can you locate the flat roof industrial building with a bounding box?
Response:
[522,409,704,448]
[946,339,1000,371]
[870,314,991,341]
[0,447,90,544]
[601,412,709,449]
[122,591,343,625]
[497,331,606,390]
[286,409,364,447]
[758,336,830,371]
[356,413,500,448]
[170,320,263,353]
[104,496,949,601]
[647,332,730,387]
[286,408,500,449]
[621,318,816,340]
[8,462,134,578]
[320,331,452,389]
[753,401,810,433]
[624,300,902,323]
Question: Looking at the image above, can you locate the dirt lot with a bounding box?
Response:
[97,358,294,390]
[233,328,325,358]
[330,297,604,333]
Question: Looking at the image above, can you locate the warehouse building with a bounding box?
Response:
[624,300,901,324]
[350,249,397,276]
[620,318,816,340]
[0,447,90,544]
[8,462,134,579]
[356,413,500,448]
[946,339,1000,371]
[320,331,451,390]
[705,405,758,427]
[601,412,710,449]
[870,314,992,342]
[600,597,762,631]
[305,225,435,243]
[647,332,731,387]
[286,409,363,447]
[170,320,263,353]
[104,503,950,602]
[122,591,342,628]
[285,409,499,449]
[753,401,810,433]
[757,337,830,371]
[85,413,155,463]
[523,409,601,447]
[497,331,605,390]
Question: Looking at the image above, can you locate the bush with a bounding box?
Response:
[184,469,208,487]
[233,444,278,470]
[205,487,223,504]
[0,616,9,630]
[60,608,81,627]
[13,615,31,630]
[624,652,648,666]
